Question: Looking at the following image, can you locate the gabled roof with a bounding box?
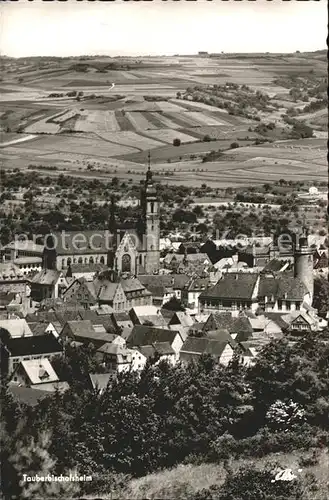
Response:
[181,337,229,356]
[204,312,253,339]
[0,319,33,338]
[69,263,107,274]
[8,386,50,406]
[27,322,53,336]
[0,263,24,281]
[259,273,307,300]
[263,259,290,273]
[17,358,59,385]
[185,276,210,292]
[62,320,114,343]
[3,334,63,357]
[205,329,236,346]
[4,240,44,254]
[138,274,190,291]
[0,292,16,307]
[200,274,259,300]
[89,373,112,391]
[95,280,120,301]
[127,325,179,347]
[121,277,149,293]
[281,311,316,327]
[48,230,113,255]
[239,245,271,256]
[138,341,175,358]
[30,270,61,286]
[96,342,126,355]
[169,311,194,327]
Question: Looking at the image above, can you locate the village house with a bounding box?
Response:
[63,273,152,311]
[0,262,30,296]
[0,332,63,376]
[199,239,314,316]
[111,312,133,332]
[89,373,112,394]
[126,324,185,358]
[138,342,177,366]
[96,343,146,372]
[138,273,190,305]
[0,318,33,338]
[180,337,235,366]
[65,262,108,282]
[60,319,120,348]
[181,276,210,313]
[1,240,44,275]
[30,269,69,302]
[129,305,167,327]
[9,358,68,392]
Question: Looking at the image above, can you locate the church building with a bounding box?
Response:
[42,155,160,276]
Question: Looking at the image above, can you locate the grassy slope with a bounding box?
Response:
[85,449,329,499]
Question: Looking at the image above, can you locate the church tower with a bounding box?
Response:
[141,152,160,274]
[294,225,314,303]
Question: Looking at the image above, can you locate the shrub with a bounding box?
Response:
[173,138,181,146]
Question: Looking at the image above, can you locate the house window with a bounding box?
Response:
[278,300,283,309]
[296,302,301,311]
[286,301,291,311]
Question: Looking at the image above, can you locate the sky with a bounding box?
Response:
[0,0,327,58]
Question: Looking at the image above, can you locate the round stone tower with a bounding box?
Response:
[294,231,314,303]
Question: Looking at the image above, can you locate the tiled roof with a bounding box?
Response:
[0,292,16,307]
[139,341,175,357]
[48,231,113,255]
[62,320,114,343]
[127,325,178,347]
[14,257,42,265]
[69,263,107,274]
[263,259,290,273]
[259,273,307,300]
[27,322,51,336]
[121,277,148,293]
[4,240,44,254]
[239,245,271,255]
[18,358,59,385]
[95,281,119,301]
[185,276,210,292]
[89,373,112,391]
[205,328,235,344]
[96,342,126,354]
[138,274,190,291]
[0,263,24,281]
[181,337,228,356]
[201,274,259,300]
[170,311,194,327]
[3,334,63,357]
[204,312,254,339]
[30,270,61,286]
[0,319,33,338]
[8,386,50,406]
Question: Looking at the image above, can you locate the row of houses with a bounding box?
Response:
[1,300,325,401]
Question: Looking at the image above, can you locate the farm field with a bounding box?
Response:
[0,51,327,187]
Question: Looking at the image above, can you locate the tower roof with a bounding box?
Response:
[145,151,153,185]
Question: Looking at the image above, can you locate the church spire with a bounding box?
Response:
[109,194,116,232]
[146,151,153,185]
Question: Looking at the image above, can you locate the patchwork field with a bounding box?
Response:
[1,52,327,187]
